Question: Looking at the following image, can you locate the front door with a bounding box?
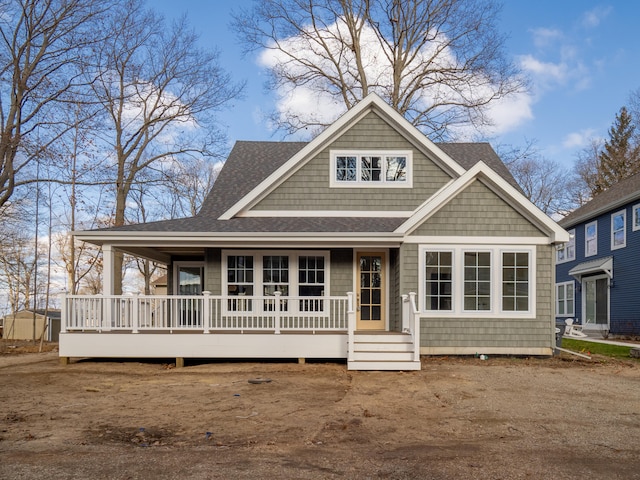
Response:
[356,252,386,330]
[583,276,609,331]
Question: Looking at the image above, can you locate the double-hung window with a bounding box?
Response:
[425,251,453,311]
[611,210,626,249]
[556,229,575,263]
[420,246,534,317]
[585,222,597,257]
[464,252,491,311]
[331,151,412,187]
[556,281,574,317]
[633,204,640,231]
[227,255,254,311]
[223,251,329,313]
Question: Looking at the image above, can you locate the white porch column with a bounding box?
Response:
[102,245,115,296]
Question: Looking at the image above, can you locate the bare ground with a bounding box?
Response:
[1,341,639,479]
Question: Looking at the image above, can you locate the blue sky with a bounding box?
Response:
[153,1,640,170]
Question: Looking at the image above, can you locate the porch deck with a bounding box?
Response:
[59,293,422,370]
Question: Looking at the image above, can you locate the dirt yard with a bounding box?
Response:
[1,341,639,479]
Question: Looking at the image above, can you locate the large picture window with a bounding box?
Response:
[420,246,535,318]
[331,150,412,187]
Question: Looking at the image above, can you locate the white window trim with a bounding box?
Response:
[585,221,597,257]
[555,281,575,317]
[556,228,575,263]
[418,245,536,319]
[633,203,640,232]
[611,210,626,250]
[330,150,413,188]
[222,250,330,313]
[173,261,205,295]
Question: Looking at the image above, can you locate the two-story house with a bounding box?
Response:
[556,172,640,337]
[60,94,569,370]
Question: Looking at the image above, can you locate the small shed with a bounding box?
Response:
[1,310,61,342]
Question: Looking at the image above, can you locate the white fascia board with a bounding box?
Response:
[219,93,467,221]
[219,95,381,221]
[403,236,550,245]
[395,161,570,244]
[73,231,404,246]
[238,210,412,218]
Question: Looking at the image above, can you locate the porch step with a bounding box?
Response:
[347,360,421,371]
[348,332,421,371]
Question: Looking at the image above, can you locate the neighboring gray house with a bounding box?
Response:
[61,94,568,370]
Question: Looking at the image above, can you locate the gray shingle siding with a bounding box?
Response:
[411,180,546,237]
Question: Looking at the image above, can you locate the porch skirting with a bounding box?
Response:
[59,332,348,360]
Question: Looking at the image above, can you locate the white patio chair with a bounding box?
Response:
[564,318,587,338]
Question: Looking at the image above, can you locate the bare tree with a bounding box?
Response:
[233,0,525,139]
[498,141,574,217]
[89,0,244,293]
[0,0,112,210]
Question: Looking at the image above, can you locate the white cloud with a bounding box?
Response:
[562,128,599,149]
[581,6,612,28]
[259,16,517,139]
[483,91,535,137]
[518,54,569,87]
[531,27,562,49]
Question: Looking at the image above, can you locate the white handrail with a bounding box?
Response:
[62,294,350,334]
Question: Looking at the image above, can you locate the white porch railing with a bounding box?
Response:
[402,292,421,362]
[61,292,351,334]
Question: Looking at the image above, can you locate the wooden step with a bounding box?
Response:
[350,351,415,361]
[347,360,421,371]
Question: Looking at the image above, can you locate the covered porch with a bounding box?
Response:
[59,292,421,370]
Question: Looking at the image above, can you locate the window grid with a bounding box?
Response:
[502,252,529,311]
[424,251,453,311]
[611,210,626,249]
[227,255,254,311]
[463,252,491,311]
[333,151,410,185]
[585,222,597,257]
[556,282,574,316]
[557,229,575,263]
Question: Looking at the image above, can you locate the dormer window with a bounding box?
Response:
[331,150,412,187]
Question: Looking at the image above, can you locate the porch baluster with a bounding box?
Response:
[202,291,211,334]
[132,293,139,334]
[274,291,281,334]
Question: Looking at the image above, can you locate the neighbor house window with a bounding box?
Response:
[331,151,412,187]
[611,210,626,249]
[585,221,597,257]
[633,204,640,231]
[463,252,491,311]
[556,281,574,317]
[420,246,534,317]
[502,252,530,312]
[556,229,575,263]
[424,251,453,311]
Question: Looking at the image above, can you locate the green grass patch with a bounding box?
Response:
[562,338,637,359]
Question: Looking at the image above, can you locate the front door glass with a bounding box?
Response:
[583,277,608,328]
[357,252,385,330]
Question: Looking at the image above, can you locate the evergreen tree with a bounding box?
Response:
[595,107,640,193]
